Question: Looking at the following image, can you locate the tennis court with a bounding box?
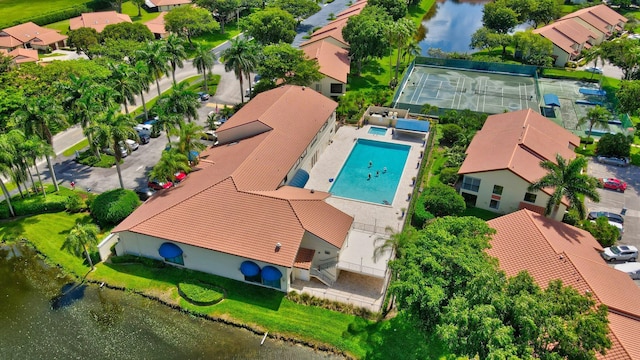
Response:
[395,65,539,114]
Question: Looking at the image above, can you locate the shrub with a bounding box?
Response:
[65,193,84,213]
[579,136,595,144]
[440,124,463,144]
[178,281,225,305]
[0,192,70,219]
[110,254,166,267]
[596,133,631,158]
[90,189,140,227]
[562,208,582,226]
[412,193,435,228]
[439,167,460,186]
[422,184,466,217]
[76,150,118,168]
[581,217,619,247]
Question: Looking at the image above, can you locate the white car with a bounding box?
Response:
[125,139,139,151]
[614,262,640,280]
[602,245,638,262]
[585,66,603,74]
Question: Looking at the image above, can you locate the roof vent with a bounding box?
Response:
[275,243,282,252]
[310,189,315,193]
[302,86,305,90]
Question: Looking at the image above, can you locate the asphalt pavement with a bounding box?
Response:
[291,0,352,48]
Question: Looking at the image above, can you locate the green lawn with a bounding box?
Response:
[0,0,91,28]
[189,23,243,54]
[62,138,90,157]
[44,19,71,34]
[461,207,501,221]
[121,1,161,23]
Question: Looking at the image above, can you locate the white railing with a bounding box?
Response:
[295,286,383,312]
[338,260,388,278]
[351,221,390,235]
[310,268,336,286]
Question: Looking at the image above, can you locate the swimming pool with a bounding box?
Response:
[368,126,387,136]
[330,139,410,204]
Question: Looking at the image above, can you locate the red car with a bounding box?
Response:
[600,178,627,192]
[148,179,173,190]
[174,171,187,183]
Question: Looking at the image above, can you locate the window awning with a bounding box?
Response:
[240,261,260,277]
[543,94,560,107]
[288,169,309,188]
[395,118,430,133]
[158,242,183,258]
[261,266,282,281]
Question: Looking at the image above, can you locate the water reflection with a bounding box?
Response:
[419,0,489,54]
[0,245,342,359]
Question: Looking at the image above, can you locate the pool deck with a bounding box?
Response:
[301,124,426,311]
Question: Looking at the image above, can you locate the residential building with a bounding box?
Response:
[0,22,67,51]
[69,11,133,33]
[102,86,357,292]
[534,5,627,66]
[301,40,350,99]
[300,0,367,49]
[0,48,38,65]
[488,209,640,359]
[144,12,168,39]
[145,0,191,12]
[458,109,580,221]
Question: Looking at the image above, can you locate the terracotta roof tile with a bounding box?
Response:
[290,200,353,248]
[302,41,350,83]
[1,22,67,46]
[534,19,600,55]
[294,248,315,269]
[144,11,167,35]
[561,5,627,35]
[69,11,132,32]
[300,17,351,48]
[149,0,191,6]
[608,313,640,359]
[8,48,38,63]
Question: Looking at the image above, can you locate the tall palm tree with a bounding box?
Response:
[584,45,605,80]
[528,154,600,219]
[374,226,417,261]
[13,96,67,192]
[136,41,170,98]
[0,133,17,217]
[577,106,610,142]
[89,108,139,189]
[62,223,100,270]
[170,121,206,164]
[131,61,153,121]
[164,34,188,86]
[106,62,139,115]
[192,44,217,93]
[150,149,190,183]
[221,38,259,103]
[162,82,200,122]
[20,135,54,198]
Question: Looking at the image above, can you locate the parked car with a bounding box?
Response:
[148,179,173,190]
[202,130,217,141]
[244,87,254,97]
[599,178,627,192]
[601,245,638,262]
[585,66,603,74]
[135,187,156,201]
[174,171,187,183]
[588,211,624,225]
[138,133,151,144]
[197,92,210,101]
[614,262,640,280]
[124,139,139,151]
[102,145,128,158]
[596,156,629,167]
[143,116,159,126]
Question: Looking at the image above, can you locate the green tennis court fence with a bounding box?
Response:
[414,57,538,76]
[621,113,633,129]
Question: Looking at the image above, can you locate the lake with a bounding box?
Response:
[419,0,490,54]
[0,245,342,360]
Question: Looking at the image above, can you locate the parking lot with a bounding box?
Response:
[587,159,640,285]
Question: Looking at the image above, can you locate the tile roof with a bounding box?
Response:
[69,11,132,33]
[561,4,627,34]
[148,0,192,6]
[144,11,167,35]
[534,19,599,56]
[1,22,67,47]
[300,1,366,48]
[294,248,315,269]
[8,48,38,63]
[114,85,353,268]
[302,40,350,83]
[458,109,579,199]
[488,209,640,360]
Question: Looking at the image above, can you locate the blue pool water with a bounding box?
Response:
[330,139,410,204]
[368,126,387,136]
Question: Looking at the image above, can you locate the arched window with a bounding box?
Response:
[158,243,184,265]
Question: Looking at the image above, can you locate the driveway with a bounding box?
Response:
[580,60,624,80]
[586,159,640,250]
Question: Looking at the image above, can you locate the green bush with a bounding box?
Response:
[0,193,69,219]
[422,184,466,218]
[65,193,84,213]
[439,167,460,186]
[76,150,118,168]
[178,281,225,305]
[581,217,619,247]
[110,254,166,267]
[596,133,631,158]
[579,136,595,144]
[412,193,435,228]
[440,124,463,144]
[90,189,140,227]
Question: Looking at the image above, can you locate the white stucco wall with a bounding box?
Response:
[117,231,292,292]
[461,170,567,221]
[312,77,346,98]
[552,46,570,67]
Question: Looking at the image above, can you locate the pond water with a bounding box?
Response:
[0,245,342,360]
[418,0,490,55]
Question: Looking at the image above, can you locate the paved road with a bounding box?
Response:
[579,60,624,80]
[291,0,352,48]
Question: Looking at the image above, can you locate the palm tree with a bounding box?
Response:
[62,223,100,270]
[162,82,200,122]
[0,133,17,217]
[89,108,139,189]
[137,41,170,98]
[13,96,67,192]
[106,62,139,115]
[192,44,217,93]
[386,19,414,82]
[131,60,153,121]
[18,134,53,198]
[528,154,600,219]
[373,226,418,261]
[150,149,190,182]
[164,34,187,86]
[170,121,206,164]
[584,45,605,80]
[221,38,259,103]
[577,106,610,143]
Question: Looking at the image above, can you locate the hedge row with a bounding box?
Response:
[0,192,83,219]
[1,0,110,29]
[90,189,140,227]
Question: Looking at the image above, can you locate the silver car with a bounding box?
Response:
[596,156,630,167]
[602,245,638,262]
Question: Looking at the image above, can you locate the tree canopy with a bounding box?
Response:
[616,80,640,114]
[342,6,392,74]
[368,0,407,21]
[100,22,153,43]
[165,6,220,45]
[596,132,632,158]
[257,43,322,87]
[241,8,296,45]
[196,0,240,34]
[513,30,553,66]
[270,0,320,21]
[482,2,518,34]
[68,27,100,59]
